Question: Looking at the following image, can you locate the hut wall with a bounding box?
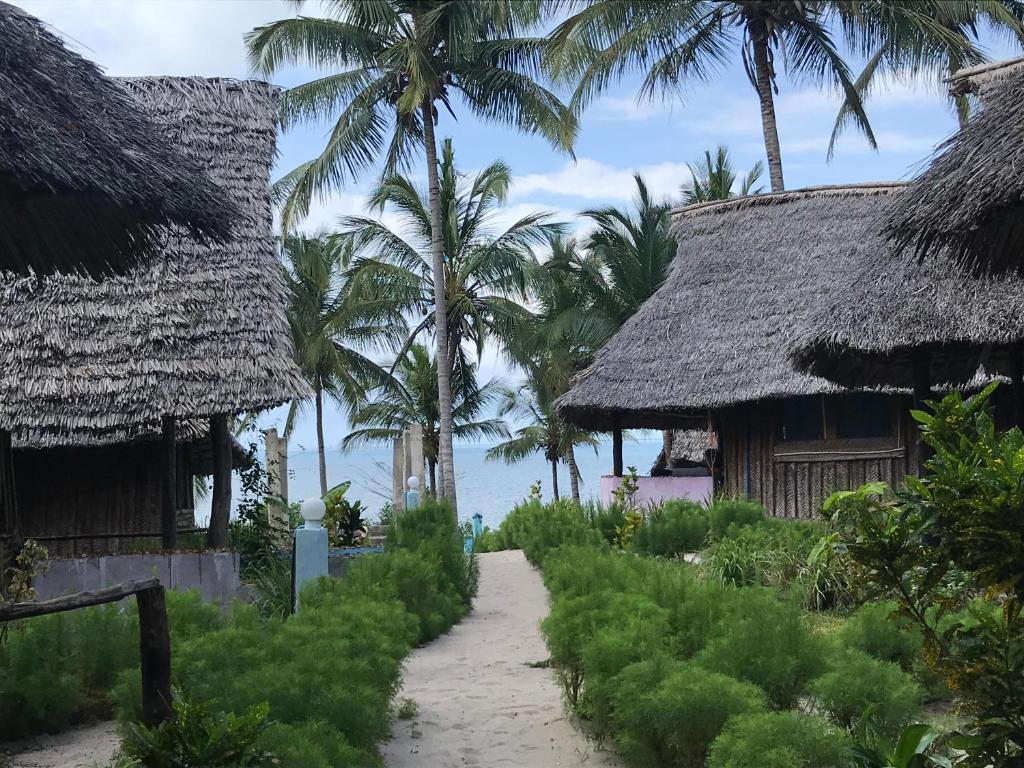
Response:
[13,442,196,556]
[718,396,919,519]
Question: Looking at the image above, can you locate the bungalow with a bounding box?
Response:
[558,184,925,519]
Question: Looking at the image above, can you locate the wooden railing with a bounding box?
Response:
[0,578,172,726]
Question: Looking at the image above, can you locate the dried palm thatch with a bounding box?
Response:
[790,189,1024,388]
[557,184,905,431]
[882,58,1024,274]
[0,3,239,276]
[0,77,310,445]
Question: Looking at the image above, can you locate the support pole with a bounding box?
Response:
[911,349,933,466]
[136,584,172,727]
[160,415,177,551]
[612,422,624,478]
[1011,343,1024,429]
[0,428,20,592]
[207,414,230,549]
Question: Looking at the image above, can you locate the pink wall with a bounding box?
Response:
[599,475,713,507]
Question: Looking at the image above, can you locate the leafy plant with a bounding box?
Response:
[850,722,954,768]
[121,692,275,768]
[229,443,278,573]
[322,482,367,547]
[708,711,851,768]
[631,499,710,556]
[244,554,293,620]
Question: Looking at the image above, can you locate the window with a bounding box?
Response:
[777,396,824,442]
[834,393,895,439]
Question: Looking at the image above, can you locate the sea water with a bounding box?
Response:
[196,438,663,531]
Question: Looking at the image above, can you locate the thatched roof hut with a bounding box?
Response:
[559,184,924,519]
[0,77,310,445]
[0,3,238,276]
[559,184,905,430]
[882,57,1024,274]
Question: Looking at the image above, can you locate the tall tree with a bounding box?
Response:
[343,344,510,493]
[341,139,558,445]
[282,234,402,496]
[547,1,989,192]
[248,1,577,511]
[682,145,764,205]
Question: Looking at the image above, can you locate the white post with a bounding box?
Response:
[404,475,421,511]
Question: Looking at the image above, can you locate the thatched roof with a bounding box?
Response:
[0,3,239,276]
[558,184,905,431]
[0,77,310,445]
[882,58,1024,274]
[790,191,1024,388]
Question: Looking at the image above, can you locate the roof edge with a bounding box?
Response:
[949,57,1024,95]
[670,182,905,219]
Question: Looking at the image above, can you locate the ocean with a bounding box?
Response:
[196,437,663,530]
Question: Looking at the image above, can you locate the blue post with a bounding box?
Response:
[403,475,420,511]
[472,513,483,538]
[293,497,328,612]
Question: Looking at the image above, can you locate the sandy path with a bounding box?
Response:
[382,549,621,768]
[4,721,119,768]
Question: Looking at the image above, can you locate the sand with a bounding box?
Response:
[382,549,622,768]
[4,721,119,768]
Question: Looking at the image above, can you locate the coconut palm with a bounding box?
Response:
[682,145,764,204]
[547,1,990,191]
[486,373,600,503]
[282,234,403,496]
[341,138,560,424]
[343,344,510,493]
[247,1,577,510]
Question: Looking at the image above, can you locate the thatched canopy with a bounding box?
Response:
[0,77,310,445]
[790,190,1024,388]
[882,58,1024,274]
[558,184,909,431]
[0,3,239,276]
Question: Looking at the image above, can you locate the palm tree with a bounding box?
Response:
[343,344,510,493]
[340,138,559,441]
[682,145,764,205]
[547,1,990,191]
[247,1,577,511]
[282,234,403,496]
[486,374,599,503]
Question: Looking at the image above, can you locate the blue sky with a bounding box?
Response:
[15,0,1021,454]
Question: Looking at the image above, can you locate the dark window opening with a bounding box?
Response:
[835,393,895,439]
[777,396,824,442]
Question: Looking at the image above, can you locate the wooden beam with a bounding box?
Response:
[207,414,230,549]
[0,428,20,591]
[1011,343,1024,429]
[136,584,173,727]
[0,577,160,621]
[911,349,933,466]
[612,425,624,478]
[161,415,177,551]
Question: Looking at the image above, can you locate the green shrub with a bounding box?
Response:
[811,648,924,735]
[583,501,627,545]
[610,657,766,767]
[839,601,923,671]
[121,693,274,768]
[256,721,365,768]
[696,587,826,708]
[631,499,709,556]
[391,499,478,607]
[707,497,766,539]
[708,711,851,768]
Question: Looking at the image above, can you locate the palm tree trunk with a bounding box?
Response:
[752,36,785,192]
[661,429,674,472]
[551,459,560,502]
[315,385,327,497]
[566,443,581,505]
[422,100,458,515]
[428,457,437,496]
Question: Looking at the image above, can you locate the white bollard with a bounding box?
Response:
[293,497,328,611]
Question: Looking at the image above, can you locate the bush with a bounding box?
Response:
[390,499,478,606]
[706,497,766,539]
[696,587,826,709]
[839,601,923,671]
[631,499,710,555]
[811,648,924,735]
[610,657,766,767]
[708,711,851,768]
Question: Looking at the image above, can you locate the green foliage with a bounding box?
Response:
[811,649,924,735]
[706,497,766,539]
[121,693,274,768]
[708,711,851,768]
[229,443,277,570]
[696,588,826,709]
[825,385,1024,764]
[244,554,293,620]
[254,722,363,768]
[850,723,954,768]
[610,657,766,767]
[583,501,626,546]
[839,601,924,672]
[390,499,477,608]
[484,498,605,566]
[631,499,710,555]
[322,482,367,547]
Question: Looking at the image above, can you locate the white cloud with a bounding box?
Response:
[512,158,692,203]
[592,95,670,122]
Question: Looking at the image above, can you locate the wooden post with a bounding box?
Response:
[612,423,624,478]
[0,428,20,590]
[207,414,230,548]
[1010,343,1024,429]
[161,415,177,551]
[136,584,172,727]
[911,349,933,466]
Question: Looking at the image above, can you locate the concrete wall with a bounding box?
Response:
[33,551,241,605]
[599,475,713,507]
